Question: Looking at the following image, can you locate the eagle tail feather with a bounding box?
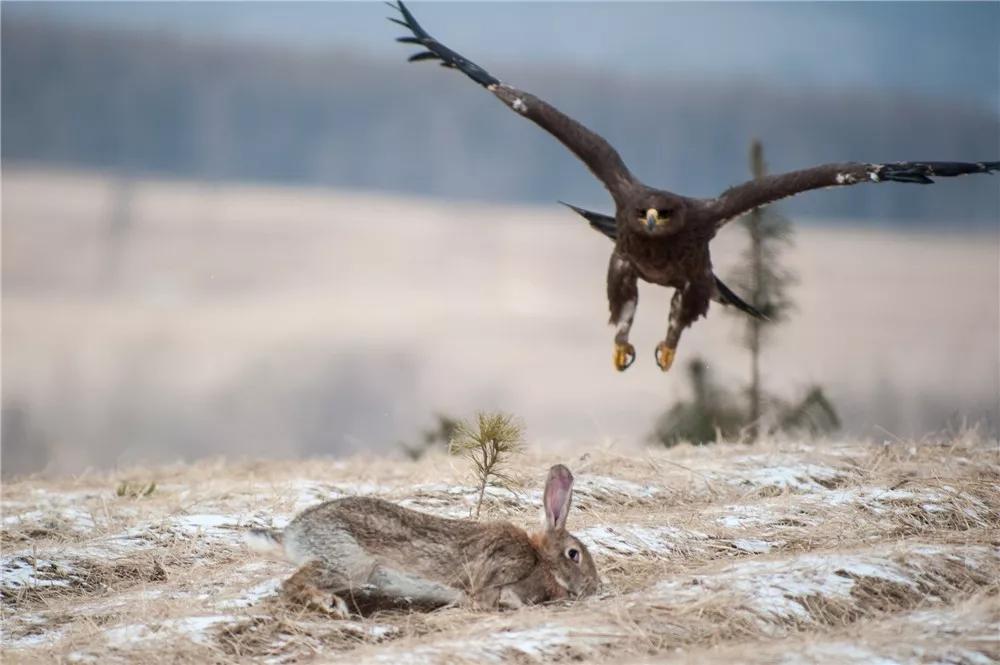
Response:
[558,201,618,240]
[713,277,768,321]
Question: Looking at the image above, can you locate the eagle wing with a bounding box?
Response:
[709,161,999,228]
[390,1,636,201]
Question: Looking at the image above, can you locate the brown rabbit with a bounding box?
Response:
[247,464,599,615]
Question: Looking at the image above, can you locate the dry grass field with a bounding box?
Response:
[3,169,998,474]
[2,435,998,663]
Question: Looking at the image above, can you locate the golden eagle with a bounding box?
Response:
[390,1,998,372]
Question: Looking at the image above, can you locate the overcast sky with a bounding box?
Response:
[7,2,999,107]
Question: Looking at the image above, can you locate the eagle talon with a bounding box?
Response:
[655,343,676,372]
[613,343,636,372]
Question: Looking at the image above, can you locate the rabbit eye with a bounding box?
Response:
[566,547,581,564]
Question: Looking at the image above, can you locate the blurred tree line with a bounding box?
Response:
[3,18,998,225]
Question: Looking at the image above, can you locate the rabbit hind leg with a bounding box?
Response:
[365,563,466,611]
[281,560,352,618]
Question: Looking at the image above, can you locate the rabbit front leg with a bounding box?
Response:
[470,585,528,610]
[468,584,502,609]
[498,586,525,609]
[470,584,535,610]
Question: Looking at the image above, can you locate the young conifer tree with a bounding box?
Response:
[651,141,838,447]
[729,140,796,440]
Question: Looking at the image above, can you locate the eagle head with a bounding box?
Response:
[634,192,686,235]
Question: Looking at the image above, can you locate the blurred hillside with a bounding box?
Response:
[3,17,998,225]
[3,170,998,476]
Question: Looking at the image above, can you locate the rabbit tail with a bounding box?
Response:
[245,527,285,558]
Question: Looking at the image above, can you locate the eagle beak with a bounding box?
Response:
[646,208,659,231]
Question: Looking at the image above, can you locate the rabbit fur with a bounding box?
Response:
[247,464,598,615]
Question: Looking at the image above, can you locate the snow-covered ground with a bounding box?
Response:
[2,437,997,663]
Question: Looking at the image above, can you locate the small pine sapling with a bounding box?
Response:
[449,411,525,518]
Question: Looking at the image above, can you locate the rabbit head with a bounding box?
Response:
[529,464,599,599]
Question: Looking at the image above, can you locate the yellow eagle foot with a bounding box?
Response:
[613,343,636,372]
[655,343,676,372]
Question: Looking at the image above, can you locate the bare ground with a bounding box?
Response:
[2,434,997,663]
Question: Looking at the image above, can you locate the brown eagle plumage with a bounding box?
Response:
[390,1,999,372]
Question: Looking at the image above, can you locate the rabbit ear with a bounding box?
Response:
[543,464,574,531]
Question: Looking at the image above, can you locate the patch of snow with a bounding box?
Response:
[238,559,282,574]
[409,483,533,502]
[574,476,662,502]
[282,480,392,513]
[781,642,902,665]
[714,485,988,533]
[104,615,233,647]
[3,506,96,531]
[362,623,599,665]
[398,484,529,519]
[811,486,988,520]
[1,617,68,650]
[215,577,283,610]
[28,488,104,503]
[4,628,67,649]
[113,512,260,547]
[171,513,239,533]
[729,538,779,554]
[339,621,398,640]
[714,504,803,529]
[951,651,996,665]
[647,546,991,626]
[269,515,292,529]
[1,556,75,592]
[4,511,42,526]
[824,487,920,509]
[913,546,999,573]
[578,524,704,557]
[73,586,192,614]
[722,464,845,493]
[91,531,159,555]
[902,605,999,642]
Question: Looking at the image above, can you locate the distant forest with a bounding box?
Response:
[4,19,999,225]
